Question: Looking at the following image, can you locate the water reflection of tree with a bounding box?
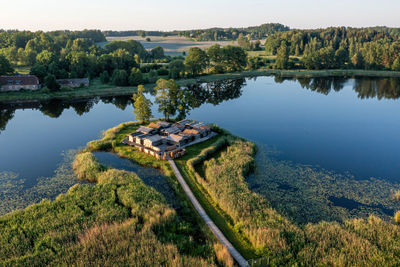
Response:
[178,78,245,119]
[101,96,132,110]
[276,76,347,95]
[70,99,95,116]
[0,108,15,133]
[354,78,400,100]
[38,96,134,118]
[39,99,66,118]
[278,76,400,100]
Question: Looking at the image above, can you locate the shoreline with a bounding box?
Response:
[1,69,400,105]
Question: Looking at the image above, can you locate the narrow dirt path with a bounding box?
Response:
[168,160,248,267]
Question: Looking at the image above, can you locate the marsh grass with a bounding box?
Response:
[180,133,400,265]
[0,147,218,265]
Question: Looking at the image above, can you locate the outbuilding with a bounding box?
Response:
[0,75,40,92]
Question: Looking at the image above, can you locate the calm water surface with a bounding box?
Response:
[0,76,399,190]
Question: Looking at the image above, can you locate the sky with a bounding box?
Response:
[0,0,399,31]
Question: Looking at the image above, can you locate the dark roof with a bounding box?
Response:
[156,121,171,128]
[163,126,181,135]
[0,75,39,86]
[144,134,163,143]
[128,132,144,137]
[177,119,192,125]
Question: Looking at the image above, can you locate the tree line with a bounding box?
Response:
[265,27,400,71]
[103,23,289,41]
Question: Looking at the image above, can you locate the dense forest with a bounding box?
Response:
[0,29,250,91]
[265,27,400,71]
[103,23,290,41]
[1,26,400,93]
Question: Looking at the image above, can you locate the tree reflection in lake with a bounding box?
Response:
[274,76,347,95]
[354,78,400,100]
[274,76,400,99]
[0,108,14,132]
[177,78,245,119]
[1,76,400,133]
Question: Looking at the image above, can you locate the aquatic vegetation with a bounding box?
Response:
[0,150,79,216]
[189,139,299,259]
[184,137,400,265]
[250,146,400,224]
[0,151,216,265]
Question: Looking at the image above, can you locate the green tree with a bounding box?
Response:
[169,59,185,79]
[148,70,158,83]
[132,85,152,123]
[318,47,335,69]
[334,48,349,68]
[207,44,224,73]
[30,63,47,82]
[154,78,180,120]
[111,69,128,86]
[99,71,110,84]
[351,52,364,69]
[304,51,322,69]
[0,55,14,75]
[275,42,289,69]
[184,47,208,76]
[151,46,164,59]
[222,45,247,72]
[128,68,143,86]
[44,74,60,92]
[36,50,55,66]
[237,34,251,50]
[392,57,400,71]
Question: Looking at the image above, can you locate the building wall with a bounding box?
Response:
[1,84,39,92]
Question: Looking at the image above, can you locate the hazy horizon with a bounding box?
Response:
[0,0,399,31]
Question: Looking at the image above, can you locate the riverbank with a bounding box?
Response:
[1,68,400,104]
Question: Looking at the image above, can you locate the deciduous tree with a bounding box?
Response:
[132,85,152,123]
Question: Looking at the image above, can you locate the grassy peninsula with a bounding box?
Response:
[1,121,400,266]
[0,121,235,266]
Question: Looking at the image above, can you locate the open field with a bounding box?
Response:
[106,35,239,54]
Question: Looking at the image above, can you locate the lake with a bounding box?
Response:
[1,76,399,220]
